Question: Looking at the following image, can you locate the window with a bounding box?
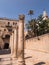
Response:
[13,22,15,25]
[4,29,6,31]
[8,22,10,26]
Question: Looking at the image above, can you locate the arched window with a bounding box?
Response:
[4,29,6,31]
[5,35,10,38]
[8,22,10,26]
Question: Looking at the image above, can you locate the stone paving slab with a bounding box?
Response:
[0,49,49,65]
[25,49,49,65]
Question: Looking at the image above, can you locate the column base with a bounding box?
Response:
[18,61,25,65]
[18,58,26,65]
[11,55,17,60]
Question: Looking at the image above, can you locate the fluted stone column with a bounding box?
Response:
[10,31,14,58]
[13,26,18,58]
[18,15,25,65]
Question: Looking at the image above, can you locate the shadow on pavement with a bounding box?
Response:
[24,56,32,59]
[34,62,45,65]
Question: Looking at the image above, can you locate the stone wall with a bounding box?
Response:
[25,33,49,53]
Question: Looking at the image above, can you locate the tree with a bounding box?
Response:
[26,19,37,37]
[28,10,34,20]
[37,19,49,35]
[37,14,43,21]
[26,14,49,39]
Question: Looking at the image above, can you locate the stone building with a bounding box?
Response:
[0,12,49,65]
[0,18,18,49]
[0,15,26,65]
[0,10,48,50]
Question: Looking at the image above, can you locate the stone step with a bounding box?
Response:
[0,54,11,58]
[1,58,11,61]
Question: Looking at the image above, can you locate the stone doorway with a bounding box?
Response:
[0,34,11,54]
[4,43,9,49]
[3,34,10,49]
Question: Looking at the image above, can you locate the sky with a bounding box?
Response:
[0,0,49,22]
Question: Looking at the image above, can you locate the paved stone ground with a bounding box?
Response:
[0,49,49,65]
[25,49,49,65]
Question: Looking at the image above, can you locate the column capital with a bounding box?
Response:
[19,15,25,20]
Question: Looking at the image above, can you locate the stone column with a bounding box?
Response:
[18,15,25,65]
[10,31,14,58]
[13,26,18,58]
[9,35,11,50]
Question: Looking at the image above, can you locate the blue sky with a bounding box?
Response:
[0,0,49,22]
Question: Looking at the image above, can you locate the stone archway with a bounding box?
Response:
[5,34,10,38]
[3,34,10,49]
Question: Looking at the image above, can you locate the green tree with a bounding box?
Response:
[37,19,49,35]
[26,14,49,39]
[26,19,37,37]
[28,10,34,20]
[37,14,43,21]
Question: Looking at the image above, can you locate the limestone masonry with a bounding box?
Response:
[0,12,49,65]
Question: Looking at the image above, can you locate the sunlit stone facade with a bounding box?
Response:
[0,18,18,49]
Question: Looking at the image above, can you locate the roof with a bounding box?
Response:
[0,18,19,21]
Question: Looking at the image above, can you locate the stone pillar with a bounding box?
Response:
[9,35,11,49]
[10,31,14,58]
[13,26,18,58]
[18,15,25,65]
